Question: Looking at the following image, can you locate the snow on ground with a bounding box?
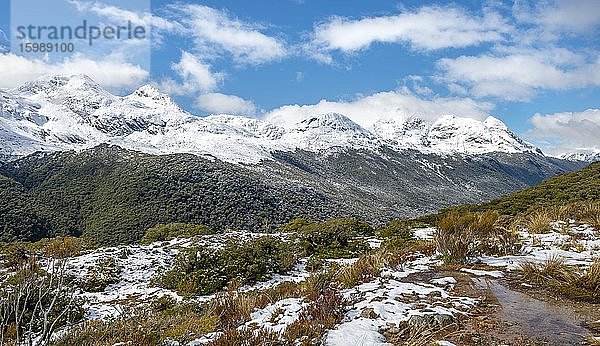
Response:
[67,238,188,319]
[56,221,598,344]
[322,222,599,345]
[413,227,435,240]
[245,298,308,333]
[480,222,600,270]
[65,231,289,319]
[430,277,457,287]
[460,268,504,278]
[324,256,477,346]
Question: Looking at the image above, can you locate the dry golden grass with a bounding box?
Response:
[335,240,434,289]
[566,259,600,301]
[522,210,553,234]
[52,310,217,346]
[42,236,83,258]
[516,201,600,232]
[519,256,600,303]
[336,251,386,289]
[207,327,282,346]
[519,255,577,285]
[207,291,258,329]
[435,210,510,264]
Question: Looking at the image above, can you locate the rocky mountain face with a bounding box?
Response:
[0,75,587,244]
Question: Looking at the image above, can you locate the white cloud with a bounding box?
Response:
[0,53,148,90]
[172,4,287,64]
[68,0,184,47]
[514,0,600,33]
[70,0,181,31]
[195,93,256,115]
[308,5,510,59]
[265,90,492,129]
[71,1,287,64]
[160,51,224,95]
[438,50,600,100]
[525,108,600,154]
[86,3,182,32]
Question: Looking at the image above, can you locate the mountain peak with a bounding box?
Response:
[17,74,101,95]
[484,116,508,129]
[295,112,365,132]
[132,84,169,99]
[128,84,180,109]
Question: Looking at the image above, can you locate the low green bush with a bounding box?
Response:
[156,236,299,296]
[285,218,373,259]
[376,219,419,239]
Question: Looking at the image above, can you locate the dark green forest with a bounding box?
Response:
[0,145,342,245]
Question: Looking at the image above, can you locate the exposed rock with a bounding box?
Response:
[361,307,379,319]
[407,313,457,331]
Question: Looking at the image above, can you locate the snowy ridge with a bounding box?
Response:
[0,74,542,164]
[560,149,600,163]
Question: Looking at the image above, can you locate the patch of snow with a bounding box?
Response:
[245,298,307,333]
[479,225,600,270]
[413,227,435,240]
[431,276,458,286]
[460,268,504,278]
[325,257,477,345]
[325,319,391,346]
[436,341,457,346]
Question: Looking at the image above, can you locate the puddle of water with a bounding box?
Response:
[473,278,593,345]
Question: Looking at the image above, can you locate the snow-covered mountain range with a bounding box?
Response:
[1,74,542,163]
[561,149,600,163]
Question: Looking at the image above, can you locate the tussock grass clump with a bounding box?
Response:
[521,210,553,234]
[208,290,254,327]
[519,256,600,303]
[513,201,600,233]
[556,201,600,225]
[519,255,577,285]
[581,260,600,291]
[434,210,519,264]
[0,236,88,269]
[564,259,600,302]
[336,251,386,289]
[52,307,218,346]
[336,239,434,289]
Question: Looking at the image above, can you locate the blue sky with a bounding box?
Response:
[0,0,599,154]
